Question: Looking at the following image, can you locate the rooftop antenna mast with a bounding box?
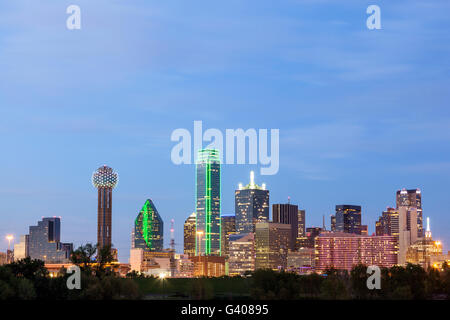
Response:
[170,219,175,251]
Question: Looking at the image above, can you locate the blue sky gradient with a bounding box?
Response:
[0,1,449,262]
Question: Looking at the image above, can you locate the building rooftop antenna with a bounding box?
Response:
[170,219,175,251]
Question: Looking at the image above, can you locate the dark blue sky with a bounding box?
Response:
[1,1,449,262]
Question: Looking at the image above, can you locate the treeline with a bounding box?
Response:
[250,263,450,300]
[1,243,450,300]
[0,244,140,300]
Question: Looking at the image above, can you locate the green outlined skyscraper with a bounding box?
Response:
[196,149,221,256]
[132,199,164,252]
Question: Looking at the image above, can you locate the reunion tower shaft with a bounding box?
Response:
[92,165,118,248]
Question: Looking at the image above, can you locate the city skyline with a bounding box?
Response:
[2,163,447,263]
[1,1,450,263]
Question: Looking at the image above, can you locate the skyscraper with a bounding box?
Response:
[27,217,72,263]
[92,165,118,248]
[13,235,29,260]
[184,212,196,257]
[272,203,298,250]
[396,188,423,238]
[398,206,418,265]
[335,205,362,235]
[132,199,164,252]
[330,214,336,231]
[235,171,269,234]
[196,149,221,256]
[375,207,399,237]
[228,233,255,276]
[298,209,306,237]
[221,215,236,257]
[255,222,291,270]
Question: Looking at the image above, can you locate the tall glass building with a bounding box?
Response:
[335,205,362,235]
[27,217,72,263]
[235,171,269,234]
[184,212,196,257]
[196,149,221,256]
[396,188,423,238]
[132,199,164,252]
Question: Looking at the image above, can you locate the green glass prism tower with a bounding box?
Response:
[133,199,164,252]
[92,165,118,249]
[196,149,221,256]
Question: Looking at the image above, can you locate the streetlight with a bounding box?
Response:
[159,272,166,297]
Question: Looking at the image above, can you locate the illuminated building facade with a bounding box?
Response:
[298,209,306,237]
[196,149,221,256]
[92,165,118,248]
[235,171,269,234]
[228,233,255,276]
[406,217,442,269]
[27,217,72,263]
[221,215,236,257]
[286,247,315,274]
[255,222,291,270]
[335,205,363,235]
[398,206,418,265]
[192,255,226,277]
[315,233,398,271]
[330,215,336,231]
[297,227,324,248]
[132,199,164,252]
[396,188,423,238]
[13,235,29,260]
[272,203,298,250]
[375,207,399,237]
[183,212,196,257]
[130,248,175,275]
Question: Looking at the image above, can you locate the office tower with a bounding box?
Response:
[398,206,418,265]
[228,233,255,276]
[196,149,221,256]
[272,203,298,250]
[335,205,362,235]
[315,233,398,271]
[297,227,324,248]
[221,215,236,257]
[375,207,399,237]
[286,247,315,274]
[192,256,226,277]
[298,209,306,237]
[255,222,291,270]
[396,188,423,238]
[13,235,29,260]
[184,212,196,257]
[132,199,164,252]
[92,165,118,248]
[27,217,72,263]
[235,171,269,234]
[330,215,336,231]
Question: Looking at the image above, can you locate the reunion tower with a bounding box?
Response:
[92,165,118,248]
